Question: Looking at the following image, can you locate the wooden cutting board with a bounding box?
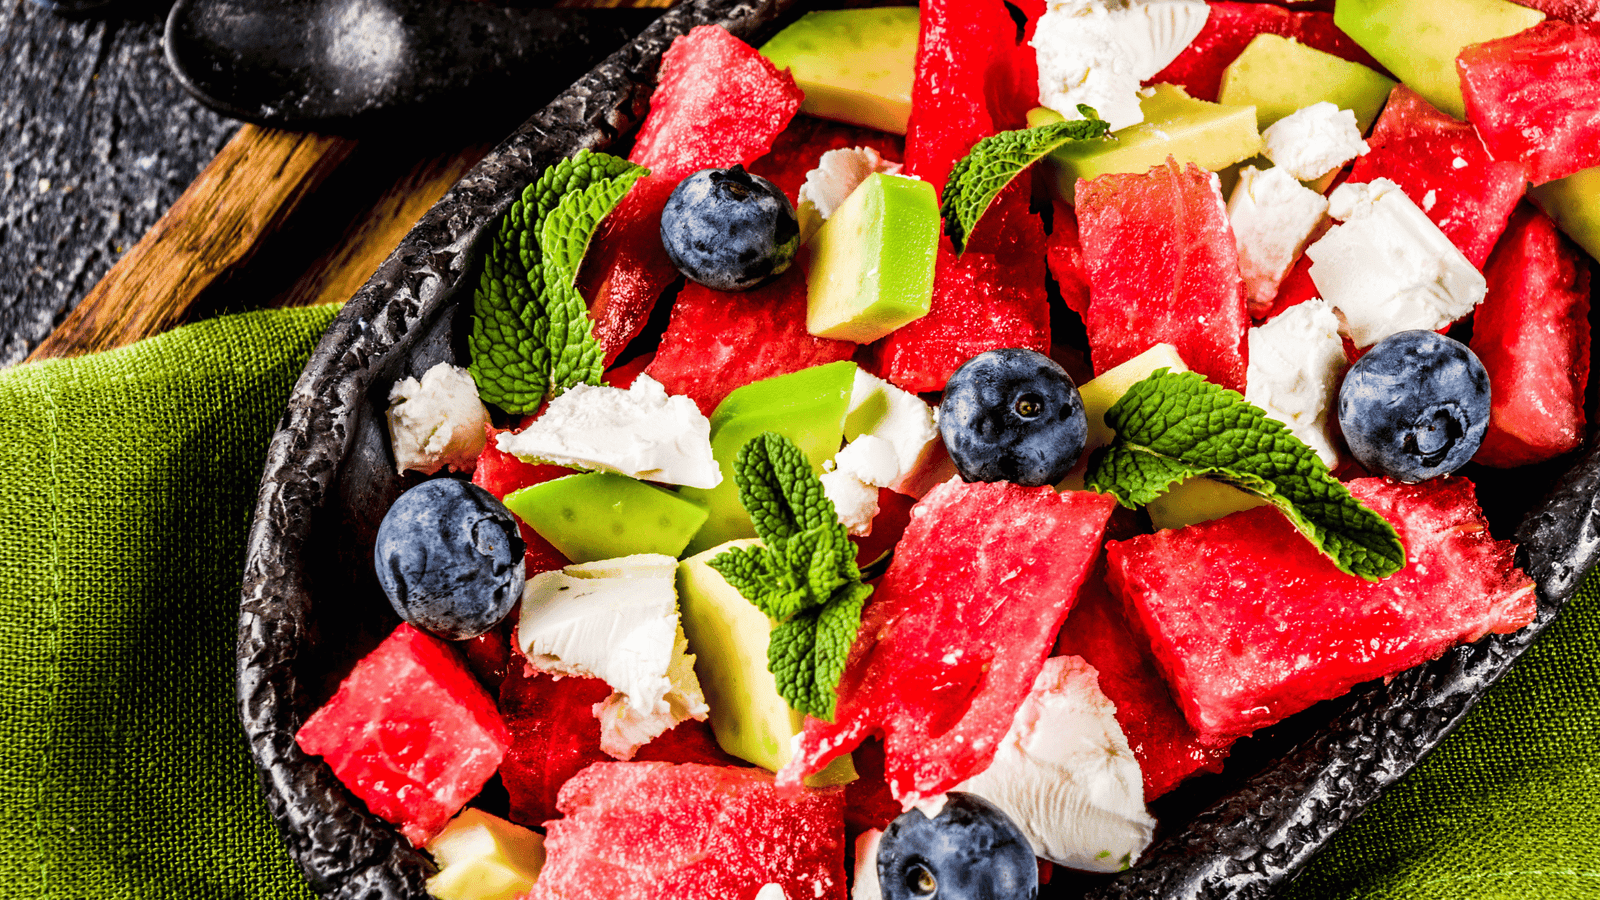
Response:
[27,0,675,363]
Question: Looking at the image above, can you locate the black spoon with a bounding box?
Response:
[164,0,663,133]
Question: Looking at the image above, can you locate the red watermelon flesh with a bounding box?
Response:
[1105,477,1537,742]
[841,738,901,838]
[905,0,1017,193]
[643,261,856,417]
[498,663,739,828]
[472,425,571,577]
[1347,85,1528,270]
[1471,203,1593,467]
[745,114,905,204]
[869,183,1051,393]
[579,25,803,365]
[852,487,918,571]
[1257,247,1320,322]
[1077,159,1250,392]
[527,762,848,900]
[296,624,510,847]
[1149,3,1384,101]
[1458,20,1600,185]
[603,351,654,390]
[1054,564,1232,802]
[1047,198,1092,318]
[778,481,1117,804]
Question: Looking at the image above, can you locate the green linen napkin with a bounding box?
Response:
[0,301,1596,900]
[0,305,337,900]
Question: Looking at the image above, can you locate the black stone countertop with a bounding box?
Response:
[0,0,237,367]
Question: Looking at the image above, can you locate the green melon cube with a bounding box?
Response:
[1038,85,1263,203]
[1218,34,1397,133]
[760,7,919,135]
[503,472,708,563]
[681,361,858,555]
[807,173,940,343]
[1333,0,1544,121]
[1531,165,1600,263]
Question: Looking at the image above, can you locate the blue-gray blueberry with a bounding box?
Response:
[876,792,1038,900]
[660,166,799,291]
[1339,330,1491,482]
[939,348,1088,487]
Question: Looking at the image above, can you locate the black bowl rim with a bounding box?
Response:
[238,2,1600,897]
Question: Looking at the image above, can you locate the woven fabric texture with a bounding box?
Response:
[0,305,337,900]
[1287,565,1600,899]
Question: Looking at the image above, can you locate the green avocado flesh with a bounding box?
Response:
[1218,34,1397,133]
[760,7,919,135]
[680,361,857,556]
[503,472,708,563]
[807,173,940,343]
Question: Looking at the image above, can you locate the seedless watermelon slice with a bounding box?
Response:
[1106,477,1537,742]
[1149,2,1384,102]
[1458,20,1600,185]
[779,480,1117,804]
[578,25,803,364]
[904,0,1017,193]
[527,762,848,900]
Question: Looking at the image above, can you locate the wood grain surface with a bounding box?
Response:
[26,0,675,364]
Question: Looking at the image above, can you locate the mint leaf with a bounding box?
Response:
[1085,369,1406,581]
[941,108,1110,254]
[706,432,873,720]
[468,149,646,413]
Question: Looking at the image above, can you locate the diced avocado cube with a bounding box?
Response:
[807,173,940,343]
[1218,34,1397,133]
[1531,164,1600,263]
[1333,0,1543,121]
[678,540,856,785]
[1039,85,1263,203]
[681,361,858,555]
[760,7,919,135]
[425,809,545,900]
[503,472,708,563]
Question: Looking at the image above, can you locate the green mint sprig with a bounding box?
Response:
[940,107,1110,254]
[469,149,646,413]
[707,433,873,721]
[1085,369,1406,581]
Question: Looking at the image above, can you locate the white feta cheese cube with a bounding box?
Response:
[797,147,903,243]
[820,434,902,536]
[845,368,942,495]
[1032,0,1210,132]
[385,362,490,475]
[1227,166,1330,309]
[1244,298,1347,467]
[954,656,1155,872]
[1261,102,1370,181]
[496,374,721,489]
[1306,178,1487,348]
[518,554,707,759]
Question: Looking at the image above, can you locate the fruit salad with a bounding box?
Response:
[293,2,1599,898]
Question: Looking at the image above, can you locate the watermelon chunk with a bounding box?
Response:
[1105,478,1538,741]
[1345,85,1528,270]
[296,624,510,847]
[778,481,1117,803]
[745,114,906,204]
[1054,564,1232,801]
[1458,20,1600,185]
[1077,159,1250,392]
[1149,2,1384,102]
[643,263,856,417]
[498,663,738,828]
[1046,198,1092,318]
[472,425,571,577]
[1471,203,1593,467]
[527,762,848,900]
[869,183,1051,393]
[904,0,1019,193]
[578,25,803,365]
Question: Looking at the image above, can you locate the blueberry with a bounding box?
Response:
[374,479,526,640]
[876,792,1038,900]
[660,166,799,291]
[938,349,1088,487]
[1338,330,1491,482]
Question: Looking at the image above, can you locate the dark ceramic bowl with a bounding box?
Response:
[238,2,1600,897]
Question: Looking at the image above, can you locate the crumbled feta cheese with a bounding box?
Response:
[1227,166,1330,309]
[519,554,707,758]
[954,656,1155,873]
[1452,156,1468,169]
[1306,178,1487,348]
[1244,298,1347,467]
[754,885,787,900]
[385,362,489,475]
[1032,0,1210,132]
[851,830,884,900]
[820,465,882,537]
[798,147,903,243]
[845,368,942,495]
[496,374,720,489]
[1261,102,1370,181]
